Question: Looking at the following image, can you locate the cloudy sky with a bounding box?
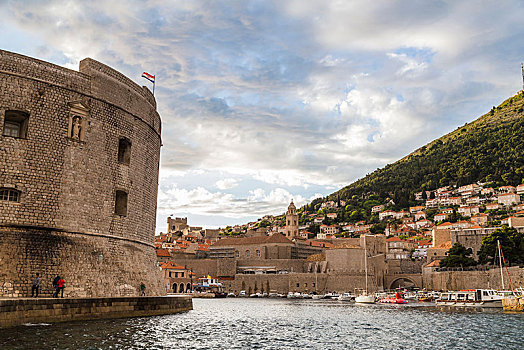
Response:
[1,1,524,232]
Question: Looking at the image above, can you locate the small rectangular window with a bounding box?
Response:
[115,190,128,216]
[118,138,131,165]
[0,188,20,202]
[246,250,250,258]
[3,111,29,138]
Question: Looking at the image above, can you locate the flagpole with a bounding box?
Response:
[153,79,155,96]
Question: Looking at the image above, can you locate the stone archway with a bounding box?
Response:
[186,283,191,293]
[389,277,418,290]
[179,284,185,293]
[173,283,177,293]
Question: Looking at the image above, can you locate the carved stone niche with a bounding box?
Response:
[67,100,89,142]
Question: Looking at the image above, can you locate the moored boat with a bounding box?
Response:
[436,289,503,308]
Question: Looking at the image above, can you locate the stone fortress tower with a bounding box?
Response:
[285,200,299,239]
[0,50,164,297]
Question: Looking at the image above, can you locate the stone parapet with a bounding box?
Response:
[0,296,192,328]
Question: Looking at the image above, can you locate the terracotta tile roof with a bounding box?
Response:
[426,259,440,267]
[468,225,483,229]
[156,249,171,257]
[160,261,186,270]
[386,237,402,242]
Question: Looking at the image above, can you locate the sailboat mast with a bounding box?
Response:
[498,240,505,290]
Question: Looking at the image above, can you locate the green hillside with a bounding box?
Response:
[324,91,524,207]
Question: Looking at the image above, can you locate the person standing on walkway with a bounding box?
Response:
[52,275,60,298]
[57,276,65,298]
[31,273,41,297]
[140,282,146,296]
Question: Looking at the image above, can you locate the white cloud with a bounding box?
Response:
[216,178,238,190]
[2,1,524,228]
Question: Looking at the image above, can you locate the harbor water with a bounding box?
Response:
[1,298,522,349]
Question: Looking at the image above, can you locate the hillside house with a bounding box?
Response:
[498,193,521,206]
[414,211,427,221]
[471,213,489,226]
[372,205,385,213]
[434,213,448,222]
[517,184,524,195]
[457,205,480,217]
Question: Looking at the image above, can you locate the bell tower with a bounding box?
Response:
[285,200,299,239]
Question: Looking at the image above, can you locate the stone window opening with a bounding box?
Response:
[114,190,128,216]
[256,250,261,258]
[246,250,250,258]
[0,188,21,202]
[235,251,239,258]
[2,110,29,139]
[118,138,132,165]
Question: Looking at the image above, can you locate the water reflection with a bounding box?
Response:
[0,298,522,349]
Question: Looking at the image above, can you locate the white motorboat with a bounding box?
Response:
[312,294,324,300]
[436,289,504,308]
[355,294,376,304]
[337,293,354,301]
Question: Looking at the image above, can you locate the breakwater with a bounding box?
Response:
[0,296,192,328]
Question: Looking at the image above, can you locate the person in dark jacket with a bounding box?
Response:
[52,275,60,298]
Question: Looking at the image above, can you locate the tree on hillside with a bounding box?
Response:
[477,226,524,266]
[440,243,477,268]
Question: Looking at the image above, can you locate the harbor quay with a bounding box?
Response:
[0,296,192,328]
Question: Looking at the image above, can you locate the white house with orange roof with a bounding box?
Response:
[485,202,501,211]
[434,213,448,222]
[457,205,480,217]
[409,206,425,214]
[326,212,338,219]
[517,184,524,195]
[313,216,325,224]
[498,193,521,206]
[454,220,473,229]
[372,205,385,213]
[379,210,396,221]
[414,211,426,221]
[320,224,339,236]
[514,203,524,211]
[471,213,489,226]
[448,196,462,206]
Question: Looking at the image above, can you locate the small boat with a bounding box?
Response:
[355,294,375,304]
[302,293,313,299]
[323,292,339,299]
[227,292,236,297]
[379,292,407,304]
[293,292,303,299]
[287,292,296,299]
[354,236,376,304]
[312,294,324,300]
[337,293,354,301]
[436,289,504,308]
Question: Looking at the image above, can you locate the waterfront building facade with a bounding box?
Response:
[0,50,164,297]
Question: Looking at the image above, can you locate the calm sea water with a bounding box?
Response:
[0,298,522,349]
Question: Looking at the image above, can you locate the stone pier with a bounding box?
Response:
[0,296,192,328]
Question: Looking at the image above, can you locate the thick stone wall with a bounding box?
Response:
[0,296,192,328]
[0,227,165,297]
[0,50,163,296]
[423,266,524,291]
[223,272,383,294]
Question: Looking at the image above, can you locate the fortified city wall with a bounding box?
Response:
[423,266,524,291]
[0,50,164,297]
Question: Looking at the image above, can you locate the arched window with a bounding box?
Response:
[0,188,20,202]
[179,284,184,293]
[186,283,191,292]
[173,283,177,293]
[246,250,250,258]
